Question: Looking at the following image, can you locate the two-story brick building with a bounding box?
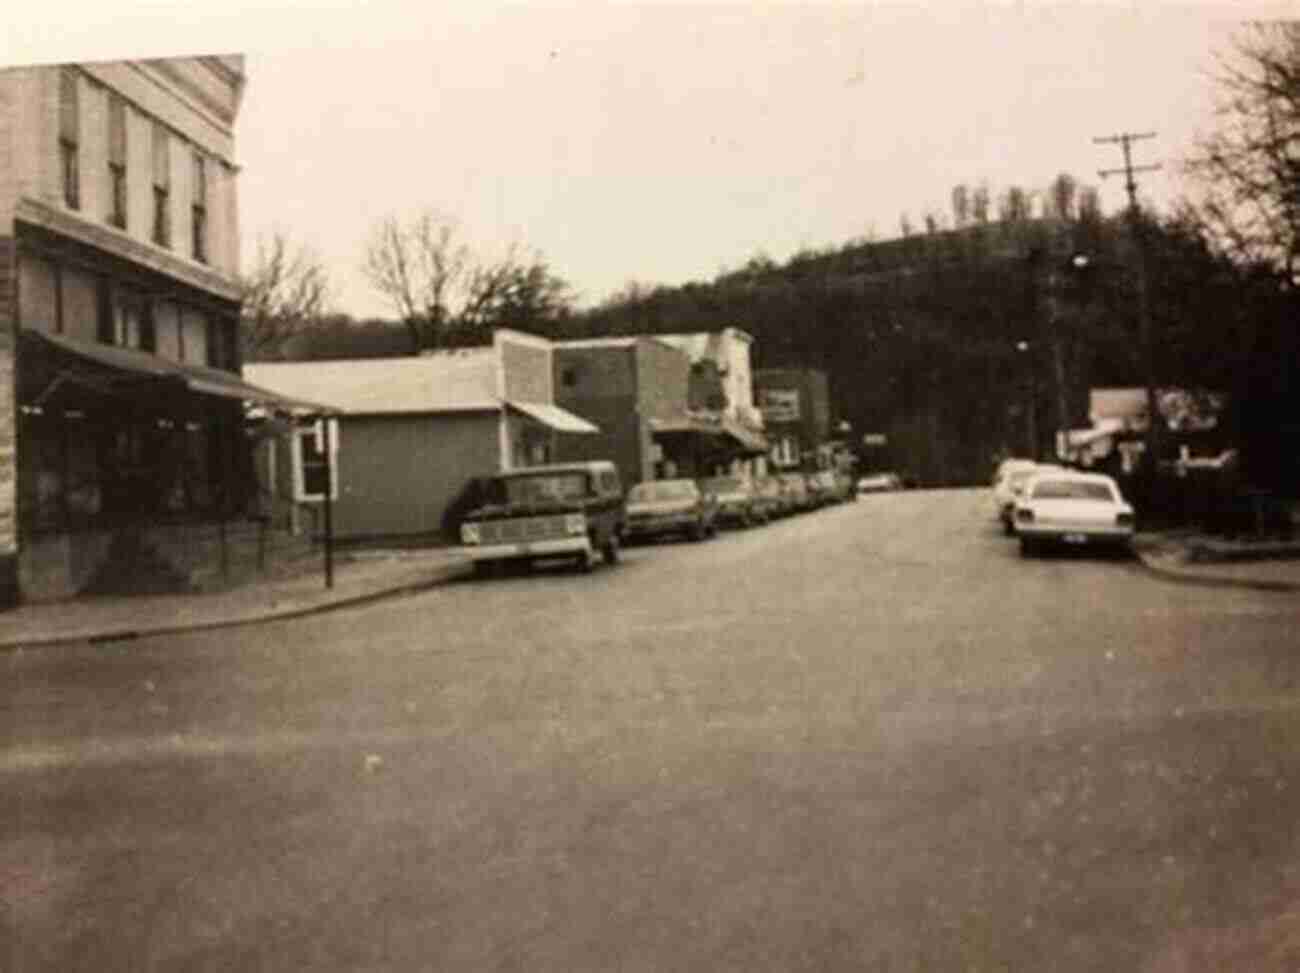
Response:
[0,56,321,603]
[552,336,691,483]
[553,330,770,485]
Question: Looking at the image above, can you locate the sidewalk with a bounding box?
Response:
[1133,531,1300,592]
[0,548,474,650]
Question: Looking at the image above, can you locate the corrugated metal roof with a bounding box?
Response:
[245,351,499,416]
[555,335,683,353]
[555,337,641,349]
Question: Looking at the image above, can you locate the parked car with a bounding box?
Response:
[1013,470,1135,557]
[752,476,787,520]
[831,472,857,502]
[857,472,903,494]
[624,478,717,543]
[701,476,762,527]
[992,460,1048,534]
[778,473,812,512]
[807,470,840,506]
[459,460,626,574]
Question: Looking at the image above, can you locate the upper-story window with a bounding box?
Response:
[58,70,80,210]
[106,94,127,229]
[151,121,171,248]
[96,282,156,352]
[191,151,207,263]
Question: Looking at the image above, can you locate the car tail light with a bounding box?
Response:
[1116,512,1135,528]
[1015,508,1034,523]
[460,523,481,545]
[564,513,587,535]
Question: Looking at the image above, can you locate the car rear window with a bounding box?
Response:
[1031,479,1114,502]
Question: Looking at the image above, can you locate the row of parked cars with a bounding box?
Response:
[625,469,856,543]
[456,460,858,576]
[991,458,1136,557]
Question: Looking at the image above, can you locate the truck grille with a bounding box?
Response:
[478,516,569,545]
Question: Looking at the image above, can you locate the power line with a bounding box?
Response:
[1094,132,1162,209]
[1095,131,1162,483]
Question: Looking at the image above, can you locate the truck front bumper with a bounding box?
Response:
[464,537,592,562]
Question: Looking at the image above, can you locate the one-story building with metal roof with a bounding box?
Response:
[245,329,599,543]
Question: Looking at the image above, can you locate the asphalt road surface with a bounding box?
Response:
[5,489,1300,971]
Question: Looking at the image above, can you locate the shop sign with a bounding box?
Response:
[759,388,800,423]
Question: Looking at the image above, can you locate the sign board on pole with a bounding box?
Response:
[862,433,888,446]
[758,388,801,423]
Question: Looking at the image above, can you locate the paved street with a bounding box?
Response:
[5,488,1300,971]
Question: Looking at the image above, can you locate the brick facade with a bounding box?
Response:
[554,338,695,485]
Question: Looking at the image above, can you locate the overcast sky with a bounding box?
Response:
[4,2,1288,318]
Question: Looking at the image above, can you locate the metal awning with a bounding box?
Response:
[21,330,337,416]
[721,417,768,454]
[506,400,599,434]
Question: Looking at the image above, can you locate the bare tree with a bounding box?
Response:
[1078,185,1103,224]
[1048,172,1077,222]
[362,212,468,351]
[951,184,971,228]
[972,183,991,224]
[999,186,1031,223]
[1187,22,1300,283]
[240,233,330,359]
[362,210,574,351]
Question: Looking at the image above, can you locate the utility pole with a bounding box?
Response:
[1095,131,1162,474]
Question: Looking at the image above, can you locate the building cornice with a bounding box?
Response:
[137,58,238,131]
[15,196,242,304]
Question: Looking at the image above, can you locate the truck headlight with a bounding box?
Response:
[460,523,481,544]
[564,513,587,535]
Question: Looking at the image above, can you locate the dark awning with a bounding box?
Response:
[21,330,337,416]
[649,414,767,455]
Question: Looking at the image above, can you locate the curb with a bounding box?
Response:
[1133,548,1300,594]
[0,559,474,652]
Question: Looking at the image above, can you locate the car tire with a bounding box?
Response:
[1019,537,1036,558]
[688,522,705,542]
[1002,516,1015,536]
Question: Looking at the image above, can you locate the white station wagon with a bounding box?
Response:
[1013,471,1135,557]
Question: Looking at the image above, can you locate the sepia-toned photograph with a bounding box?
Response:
[2,2,1299,969]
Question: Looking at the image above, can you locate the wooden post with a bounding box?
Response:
[321,417,334,589]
